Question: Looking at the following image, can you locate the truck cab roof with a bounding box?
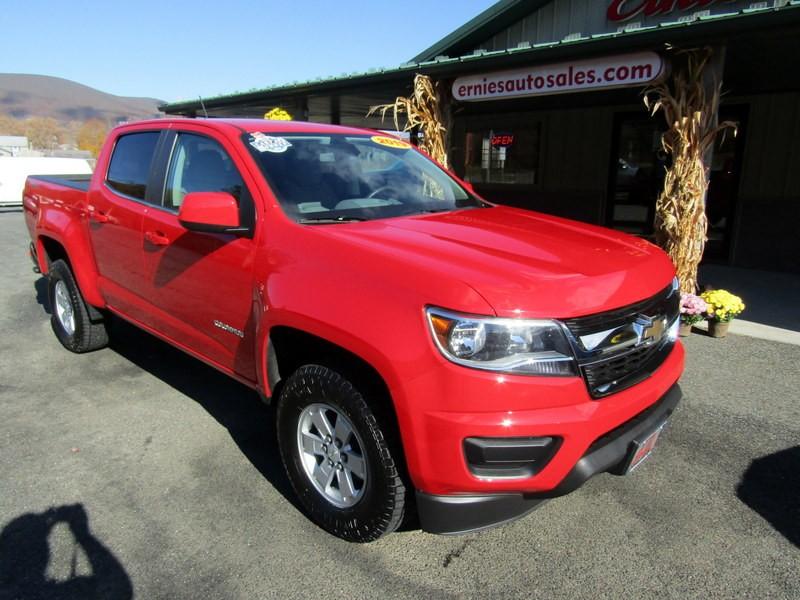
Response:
[126,118,387,138]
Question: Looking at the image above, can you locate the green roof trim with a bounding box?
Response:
[160,2,800,114]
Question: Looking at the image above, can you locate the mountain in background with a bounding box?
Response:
[0,73,163,123]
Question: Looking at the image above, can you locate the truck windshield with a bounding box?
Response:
[242,132,485,223]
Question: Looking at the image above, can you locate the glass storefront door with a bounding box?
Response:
[607,108,746,261]
[607,114,667,236]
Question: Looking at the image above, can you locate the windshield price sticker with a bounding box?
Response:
[371,135,411,149]
[249,133,292,153]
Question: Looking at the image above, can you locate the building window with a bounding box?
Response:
[464,124,541,185]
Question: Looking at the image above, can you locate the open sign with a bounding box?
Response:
[491,133,514,147]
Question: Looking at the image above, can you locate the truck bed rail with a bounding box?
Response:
[28,174,92,192]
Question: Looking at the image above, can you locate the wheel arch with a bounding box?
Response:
[265,325,404,459]
[267,326,394,406]
[38,235,68,272]
[36,232,105,309]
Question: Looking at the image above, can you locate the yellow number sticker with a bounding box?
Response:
[370,135,411,149]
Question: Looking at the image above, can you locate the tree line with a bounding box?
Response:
[0,114,109,157]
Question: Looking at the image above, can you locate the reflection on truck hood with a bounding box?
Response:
[323,206,676,319]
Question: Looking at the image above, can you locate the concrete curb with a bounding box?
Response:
[692,319,800,346]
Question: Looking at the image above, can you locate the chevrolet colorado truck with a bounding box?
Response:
[23,119,684,542]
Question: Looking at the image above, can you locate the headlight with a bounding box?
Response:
[667,316,680,342]
[426,307,577,376]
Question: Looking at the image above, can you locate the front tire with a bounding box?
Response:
[277,365,407,542]
[48,259,108,353]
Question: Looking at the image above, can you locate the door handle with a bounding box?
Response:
[89,208,109,223]
[144,230,170,246]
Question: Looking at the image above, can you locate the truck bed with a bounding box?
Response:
[28,174,92,192]
[22,174,92,242]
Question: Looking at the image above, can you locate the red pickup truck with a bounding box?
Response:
[23,119,684,542]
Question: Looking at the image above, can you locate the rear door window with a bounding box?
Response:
[106,132,160,200]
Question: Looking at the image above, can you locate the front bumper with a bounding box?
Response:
[416,383,682,534]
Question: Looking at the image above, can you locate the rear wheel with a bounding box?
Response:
[277,364,406,542]
[48,259,108,353]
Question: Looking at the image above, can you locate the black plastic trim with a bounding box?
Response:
[27,174,91,192]
[177,219,246,235]
[463,436,560,478]
[416,491,547,535]
[563,282,680,398]
[582,338,675,398]
[539,383,681,496]
[563,282,678,336]
[29,242,40,273]
[416,383,682,535]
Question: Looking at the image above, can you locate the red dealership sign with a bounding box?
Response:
[607,0,732,22]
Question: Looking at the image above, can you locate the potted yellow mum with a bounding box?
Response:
[701,289,745,338]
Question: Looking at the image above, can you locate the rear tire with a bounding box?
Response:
[277,364,407,542]
[48,259,108,353]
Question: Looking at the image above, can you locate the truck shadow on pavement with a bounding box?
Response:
[31,277,401,531]
[736,445,799,548]
[104,316,305,514]
[32,276,305,516]
[0,503,133,600]
[34,277,50,314]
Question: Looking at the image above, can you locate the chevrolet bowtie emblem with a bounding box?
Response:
[578,313,668,354]
[638,315,666,344]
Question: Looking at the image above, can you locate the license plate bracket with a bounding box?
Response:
[622,421,667,474]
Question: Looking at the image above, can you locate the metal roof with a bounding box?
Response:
[410,0,550,63]
[160,1,800,115]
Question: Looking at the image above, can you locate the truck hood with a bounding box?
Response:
[323,206,676,319]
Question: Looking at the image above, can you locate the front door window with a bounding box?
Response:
[164,133,245,210]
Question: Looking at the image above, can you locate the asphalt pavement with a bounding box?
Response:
[1,210,797,599]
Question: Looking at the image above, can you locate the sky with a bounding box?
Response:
[2,0,494,103]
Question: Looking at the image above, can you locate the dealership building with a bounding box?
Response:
[162,0,800,273]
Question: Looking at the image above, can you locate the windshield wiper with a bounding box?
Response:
[297,216,367,224]
[399,208,453,217]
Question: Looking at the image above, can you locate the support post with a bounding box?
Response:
[645,46,734,293]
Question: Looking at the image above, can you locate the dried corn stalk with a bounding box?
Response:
[644,48,736,293]
[368,74,451,169]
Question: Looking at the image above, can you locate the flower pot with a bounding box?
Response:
[708,320,730,338]
[679,322,693,337]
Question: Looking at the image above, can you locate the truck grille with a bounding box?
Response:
[564,282,679,337]
[581,340,674,397]
[564,282,679,398]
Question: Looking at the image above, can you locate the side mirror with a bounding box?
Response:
[178,192,241,233]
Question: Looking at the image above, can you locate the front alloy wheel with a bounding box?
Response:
[296,403,368,508]
[277,365,407,542]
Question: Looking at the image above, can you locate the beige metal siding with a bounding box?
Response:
[477,0,772,52]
